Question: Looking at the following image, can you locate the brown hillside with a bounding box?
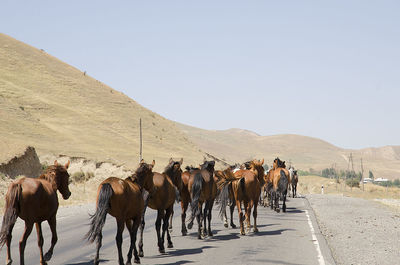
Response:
[177,123,400,180]
[0,33,204,171]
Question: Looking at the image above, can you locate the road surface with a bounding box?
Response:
[0,197,335,265]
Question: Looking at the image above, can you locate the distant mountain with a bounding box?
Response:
[176,123,400,180]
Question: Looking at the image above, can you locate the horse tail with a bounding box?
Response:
[189,172,203,225]
[217,179,231,219]
[278,170,288,195]
[238,177,246,197]
[85,183,113,243]
[0,183,21,248]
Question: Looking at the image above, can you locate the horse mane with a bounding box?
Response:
[133,162,153,184]
[39,165,59,189]
[163,161,179,176]
[200,160,215,172]
[274,157,286,168]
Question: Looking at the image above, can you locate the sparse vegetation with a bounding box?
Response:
[71,171,95,183]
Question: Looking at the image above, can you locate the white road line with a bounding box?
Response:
[305,209,326,265]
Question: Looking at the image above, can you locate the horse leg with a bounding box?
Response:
[275,192,280,213]
[115,219,125,265]
[207,200,214,236]
[196,203,202,239]
[202,202,208,237]
[229,199,236,228]
[283,192,287,212]
[236,200,245,235]
[244,201,251,232]
[44,215,57,262]
[126,218,140,265]
[19,221,33,265]
[181,200,188,236]
[35,222,47,265]
[138,193,149,257]
[5,223,14,265]
[156,210,165,253]
[253,203,259,233]
[223,204,228,228]
[168,209,173,233]
[164,207,174,248]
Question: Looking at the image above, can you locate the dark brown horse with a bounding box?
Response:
[138,158,183,257]
[187,160,216,239]
[85,160,155,265]
[290,168,298,198]
[217,164,261,235]
[269,158,290,212]
[176,166,195,236]
[0,160,71,265]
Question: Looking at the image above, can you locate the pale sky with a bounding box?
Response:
[1,1,399,149]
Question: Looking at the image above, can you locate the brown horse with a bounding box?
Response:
[214,169,236,229]
[187,160,216,239]
[176,166,195,236]
[0,160,71,265]
[217,164,261,235]
[269,158,290,212]
[85,160,155,265]
[290,168,298,198]
[138,158,183,257]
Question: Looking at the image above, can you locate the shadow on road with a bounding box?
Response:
[285,207,304,214]
[151,245,215,258]
[65,259,109,265]
[248,228,294,237]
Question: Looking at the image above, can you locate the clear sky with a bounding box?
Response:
[2,1,399,149]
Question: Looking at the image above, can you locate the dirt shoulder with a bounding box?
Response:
[306,194,400,265]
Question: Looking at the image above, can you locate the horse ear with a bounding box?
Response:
[140,159,144,163]
[65,160,70,169]
[169,158,173,163]
[261,158,264,165]
[54,160,59,166]
[180,158,183,165]
[152,160,155,167]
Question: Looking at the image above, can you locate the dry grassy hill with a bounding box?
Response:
[0,33,204,171]
[177,123,400,180]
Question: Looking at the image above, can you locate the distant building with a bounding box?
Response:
[374,177,389,182]
[363,178,373,183]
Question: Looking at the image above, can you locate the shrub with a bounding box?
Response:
[346,178,360,188]
[71,171,85,183]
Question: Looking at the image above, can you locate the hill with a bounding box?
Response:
[0,33,204,171]
[177,123,400,180]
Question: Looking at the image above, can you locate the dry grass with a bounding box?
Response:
[298,175,400,201]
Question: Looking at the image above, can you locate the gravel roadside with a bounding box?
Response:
[306,194,400,265]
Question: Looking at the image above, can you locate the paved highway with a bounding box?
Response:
[0,197,335,265]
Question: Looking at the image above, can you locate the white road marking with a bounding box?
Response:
[305,209,326,265]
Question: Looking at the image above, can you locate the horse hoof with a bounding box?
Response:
[198,234,202,239]
[224,223,228,228]
[6,259,12,265]
[187,222,193,230]
[254,228,259,233]
[276,209,280,213]
[231,224,237,228]
[159,248,165,254]
[240,231,245,235]
[44,252,52,262]
[208,231,213,236]
[168,242,173,248]
[139,250,144,257]
[181,230,187,236]
[134,258,140,264]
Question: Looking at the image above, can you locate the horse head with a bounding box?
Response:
[165,158,183,191]
[52,160,71,200]
[250,159,265,182]
[200,160,215,175]
[136,159,155,193]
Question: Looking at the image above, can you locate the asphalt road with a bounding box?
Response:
[0,197,335,265]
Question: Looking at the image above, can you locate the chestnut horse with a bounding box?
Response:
[217,164,261,235]
[187,160,216,239]
[0,160,71,265]
[85,160,155,265]
[214,169,236,229]
[269,158,290,212]
[176,166,195,236]
[138,158,183,257]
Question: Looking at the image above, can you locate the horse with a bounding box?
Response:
[217,160,262,235]
[0,160,71,265]
[269,158,290,212]
[187,160,216,239]
[138,158,183,257]
[262,169,273,207]
[175,166,196,236]
[85,160,155,265]
[290,169,298,198]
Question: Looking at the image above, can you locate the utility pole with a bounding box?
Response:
[361,158,364,191]
[350,153,354,192]
[139,118,142,162]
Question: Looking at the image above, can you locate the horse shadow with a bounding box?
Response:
[247,228,294,237]
[65,259,109,265]
[151,245,215,258]
[285,207,304,214]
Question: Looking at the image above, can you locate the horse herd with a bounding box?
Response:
[0,157,299,265]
